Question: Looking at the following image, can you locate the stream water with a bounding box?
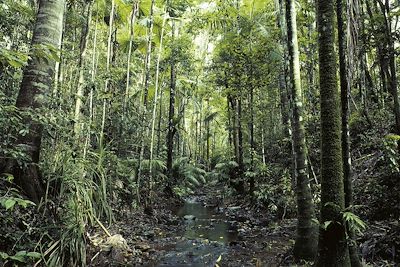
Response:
[155,198,239,266]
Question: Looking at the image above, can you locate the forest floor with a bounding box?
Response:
[87,185,295,267]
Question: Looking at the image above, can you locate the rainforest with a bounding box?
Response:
[0,0,400,266]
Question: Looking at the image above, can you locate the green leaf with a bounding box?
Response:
[342,211,367,234]
[9,251,27,262]
[4,198,16,210]
[0,251,9,259]
[8,59,24,68]
[16,198,35,208]
[26,252,41,259]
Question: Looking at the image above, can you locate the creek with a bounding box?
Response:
[155,197,238,266]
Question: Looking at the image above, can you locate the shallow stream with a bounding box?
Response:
[155,198,238,266]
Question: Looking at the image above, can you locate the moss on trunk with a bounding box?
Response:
[316,0,350,265]
[285,0,318,261]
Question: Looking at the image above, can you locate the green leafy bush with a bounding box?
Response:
[172,157,207,195]
[0,175,42,267]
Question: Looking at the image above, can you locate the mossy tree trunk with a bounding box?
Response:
[4,0,66,203]
[316,0,350,266]
[285,0,317,261]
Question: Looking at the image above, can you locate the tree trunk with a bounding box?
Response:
[276,0,290,138]
[100,0,115,148]
[236,96,244,193]
[4,0,66,203]
[228,95,238,162]
[316,0,349,265]
[123,0,139,119]
[227,95,233,153]
[150,8,168,180]
[337,0,362,265]
[166,19,177,194]
[157,87,164,156]
[142,0,155,106]
[285,0,317,260]
[386,10,400,142]
[73,1,92,137]
[83,14,98,158]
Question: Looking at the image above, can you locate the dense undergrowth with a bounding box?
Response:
[1,107,399,266]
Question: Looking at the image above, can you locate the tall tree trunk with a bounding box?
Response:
[277,0,296,186]
[100,0,115,147]
[3,0,66,203]
[385,3,400,144]
[248,0,256,195]
[316,0,349,265]
[83,14,98,158]
[150,8,168,183]
[156,87,164,156]
[236,95,244,193]
[276,0,290,137]
[228,94,238,162]
[142,0,155,106]
[206,119,210,165]
[337,0,362,265]
[285,0,317,260]
[123,0,139,119]
[136,0,156,203]
[74,1,92,137]
[166,19,177,195]
[227,95,233,153]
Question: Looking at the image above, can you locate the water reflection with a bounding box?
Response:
[176,199,238,244]
[155,199,238,266]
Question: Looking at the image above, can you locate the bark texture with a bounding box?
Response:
[4,0,66,203]
[285,0,317,261]
[316,0,349,265]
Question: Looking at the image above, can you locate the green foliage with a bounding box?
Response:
[209,160,239,182]
[0,250,41,265]
[0,48,29,68]
[172,157,207,194]
[383,135,400,173]
[342,211,367,235]
[0,175,42,267]
[252,164,294,218]
[0,197,35,211]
